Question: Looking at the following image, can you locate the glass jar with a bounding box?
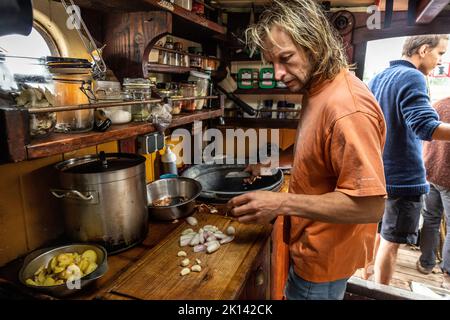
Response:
[188,70,210,110]
[175,0,192,11]
[180,82,196,112]
[122,78,152,122]
[28,112,57,138]
[168,52,176,66]
[51,72,94,133]
[174,42,183,51]
[164,36,174,50]
[182,52,190,67]
[0,54,17,92]
[1,55,57,138]
[171,95,183,114]
[174,52,181,66]
[157,89,172,99]
[190,55,202,68]
[158,50,169,65]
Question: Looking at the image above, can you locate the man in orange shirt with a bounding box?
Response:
[227,0,386,300]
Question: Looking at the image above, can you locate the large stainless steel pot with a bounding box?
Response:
[181,164,284,203]
[52,152,148,254]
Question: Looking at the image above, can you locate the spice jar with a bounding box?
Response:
[164,36,174,50]
[182,52,190,67]
[190,55,202,68]
[174,42,183,51]
[158,49,169,65]
[174,52,181,66]
[123,78,152,122]
[180,82,196,112]
[171,95,183,114]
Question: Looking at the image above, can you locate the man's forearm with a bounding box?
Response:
[432,123,450,141]
[282,191,385,224]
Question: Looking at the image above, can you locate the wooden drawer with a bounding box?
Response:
[238,238,271,300]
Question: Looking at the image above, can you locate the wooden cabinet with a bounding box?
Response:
[0,0,227,163]
[238,237,271,300]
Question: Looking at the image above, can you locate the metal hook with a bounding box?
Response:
[60,0,107,79]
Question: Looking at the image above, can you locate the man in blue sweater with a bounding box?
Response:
[369,34,450,285]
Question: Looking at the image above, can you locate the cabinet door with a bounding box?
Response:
[238,238,271,300]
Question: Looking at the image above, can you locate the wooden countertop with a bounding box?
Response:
[0,208,272,300]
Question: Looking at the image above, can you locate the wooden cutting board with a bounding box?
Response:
[101,213,272,300]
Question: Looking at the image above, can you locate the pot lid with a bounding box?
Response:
[56,152,146,174]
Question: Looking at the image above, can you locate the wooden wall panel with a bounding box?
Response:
[103,11,172,81]
[96,141,119,154]
[0,163,28,267]
[19,156,64,252]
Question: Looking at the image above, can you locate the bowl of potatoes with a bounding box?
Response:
[18,244,108,297]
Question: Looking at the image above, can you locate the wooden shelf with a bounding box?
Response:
[234,88,298,95]
[153,46,221,61]
[220,118,299,129]
[73,0,226,38]
[0,104,224,163]
[147,63,199,74]
[25,108,223,160]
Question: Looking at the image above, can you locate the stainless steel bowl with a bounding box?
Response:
[147,177,202,220]
[18,244,108,298]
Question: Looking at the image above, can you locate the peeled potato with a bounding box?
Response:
[26,249,100,287]
[84,262,98,276]
[43,277,56,286]
[81,250,97,263]
[78,258,90,274]
[48,257,57,271]
[34,265,45,276]
[53,265,65,274]
[37,271,46,284]
[57,253,74,268]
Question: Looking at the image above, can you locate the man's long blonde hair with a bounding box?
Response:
[245,0,349,84]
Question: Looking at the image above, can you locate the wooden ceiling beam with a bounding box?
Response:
[416,0,450,24]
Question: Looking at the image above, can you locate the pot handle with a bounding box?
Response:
[201,191,234,201]
[50,189,94,201]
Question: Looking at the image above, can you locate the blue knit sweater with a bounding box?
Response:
[369,60,441,196]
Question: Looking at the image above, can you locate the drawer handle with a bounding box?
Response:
[255,267,265,286]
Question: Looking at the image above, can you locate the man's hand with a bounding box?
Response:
[227,191,285,224]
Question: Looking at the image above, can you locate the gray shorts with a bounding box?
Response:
[379,195,423,245]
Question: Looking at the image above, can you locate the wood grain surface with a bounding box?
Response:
[101,213,271,300]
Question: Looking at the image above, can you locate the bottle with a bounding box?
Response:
[161,144,178,176]
[93,109,112,132]
[154,150,162,180]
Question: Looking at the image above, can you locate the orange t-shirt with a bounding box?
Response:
[288,69,387,283]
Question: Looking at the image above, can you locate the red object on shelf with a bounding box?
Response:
[192,0,205,16]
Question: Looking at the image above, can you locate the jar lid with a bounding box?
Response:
[56,152,146,174]
[180,82,196,87]
[123,78,151,86]
[189,70,210,79]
